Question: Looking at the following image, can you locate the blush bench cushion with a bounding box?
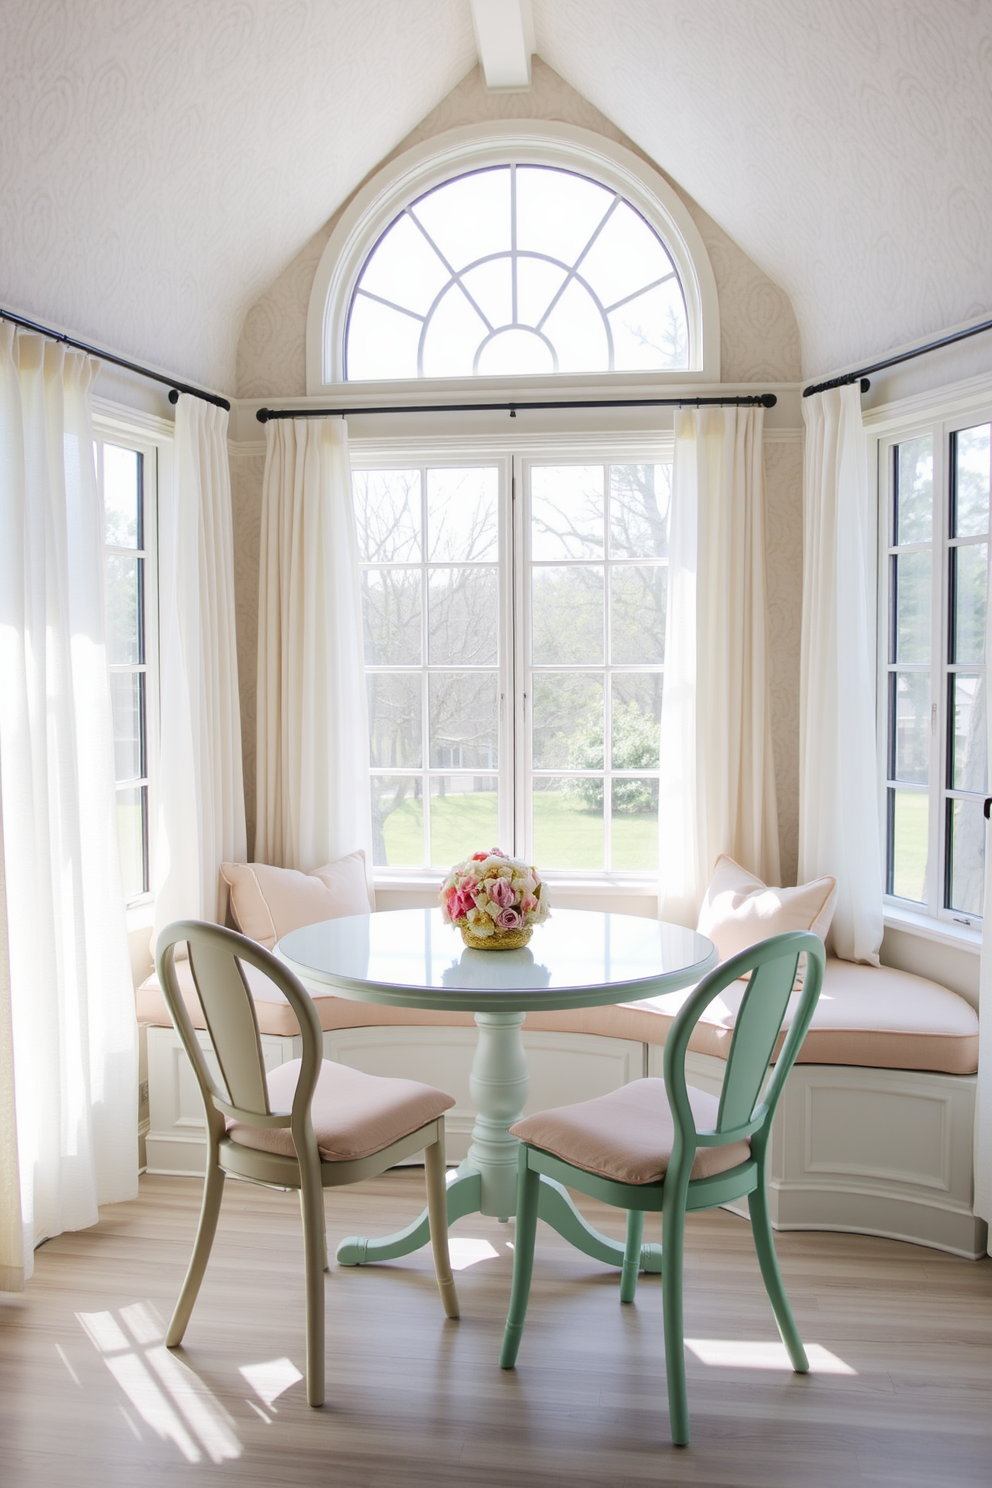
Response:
[136,953,978,1076]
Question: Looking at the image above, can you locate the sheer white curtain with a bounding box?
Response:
[0,786,22,1291]
[658,405,780,926]
[799,386,883,963]
[973,545,992,1254]
[0,326,137,1284]
[255,418,373,873]
[153,395,246,934]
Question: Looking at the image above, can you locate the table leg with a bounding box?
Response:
[337,1168,481,1265]
[535,1177,663,1273]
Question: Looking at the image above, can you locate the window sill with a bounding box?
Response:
[882,905,982,953]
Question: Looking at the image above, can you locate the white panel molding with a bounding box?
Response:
[470,0,534,90]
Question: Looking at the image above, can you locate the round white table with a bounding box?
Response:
[277,907,716,1272]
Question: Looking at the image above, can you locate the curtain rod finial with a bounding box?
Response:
[256,408,270,423]
[860,378,871,394]
[760,393,777,408]
[168,388,179,405]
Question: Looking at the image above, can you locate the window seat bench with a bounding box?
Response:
[137,955,985,1258]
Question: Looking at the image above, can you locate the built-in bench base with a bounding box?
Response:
[143,1019,987,1258]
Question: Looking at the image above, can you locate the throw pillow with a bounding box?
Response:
[220,851,373,950]
[697,854,837,962]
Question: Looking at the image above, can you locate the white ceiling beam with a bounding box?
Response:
[469,0,534,90]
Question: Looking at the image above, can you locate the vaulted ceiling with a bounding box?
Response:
[2,0,989,393]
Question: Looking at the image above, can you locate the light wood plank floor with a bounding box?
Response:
[1,1172,991,1487]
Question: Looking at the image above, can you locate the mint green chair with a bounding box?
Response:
[156,920,459,1408]
[500,930,826,1446]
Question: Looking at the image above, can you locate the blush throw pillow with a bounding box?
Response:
[220,852,374,950]
[696,854,838,962]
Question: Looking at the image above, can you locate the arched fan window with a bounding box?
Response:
[344,164,690,383]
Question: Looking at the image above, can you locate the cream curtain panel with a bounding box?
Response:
[973,539,992,1254]
[255,418,373,874]
[0,789,22,1291]
[658,405,780,926]
[0,326,137,1286]
[153,395,246,935]
[799,386,883,963]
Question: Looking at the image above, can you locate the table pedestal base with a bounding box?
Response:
[336,1008,662,1275]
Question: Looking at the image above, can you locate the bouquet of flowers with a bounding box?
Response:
[440,848,550,949]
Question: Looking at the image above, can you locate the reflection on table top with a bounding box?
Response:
[277,907,716,1013]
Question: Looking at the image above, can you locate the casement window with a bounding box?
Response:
[97,430,159,905]
[880,413,991,926]
[353,449,670,878]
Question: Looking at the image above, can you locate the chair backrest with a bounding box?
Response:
[662,931,826,1161]
[155,920,324,1129]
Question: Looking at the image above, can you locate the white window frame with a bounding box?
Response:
[876,399,992,942]
[351,431,672,893]
[93,402,171,924]
[307,121,720,396]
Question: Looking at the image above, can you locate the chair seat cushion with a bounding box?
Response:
[510,1078,751,1185]
[226,1058,454,1163]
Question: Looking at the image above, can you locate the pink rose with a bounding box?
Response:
[496,907,522,930]
[471,852,488,862]
[488,877,515,908]
[521,894,538,915]
[489,847,507,858]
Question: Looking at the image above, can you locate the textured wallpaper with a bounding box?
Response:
[235,58,802,398]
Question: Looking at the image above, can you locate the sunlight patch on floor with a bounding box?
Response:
[685,1339,857,1374]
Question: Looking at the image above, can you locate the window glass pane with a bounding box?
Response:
[950,673,987,793]
[516,257,567,327]
[532,673,603,770]
[532,566,603,664]
[411,168,511,273]
[611,566,666,663]
[354,212,449,316]
[609,464,670,559]
[367,675,421,768]
[116,785,147,901]
[476,327,556,377]
[461,259,513,331]
[103,445,141,549]
[354,470,420,564]
[361,570,421,666]
[346,295,421,381]
[612,681,662,770]
[429,776,498,868]
[951,543,987,665]
[579,200,676,311]
[429,673,498,769]
[540,279,610,373]
[515,166,614,266]
[110,671,144,782]
[609,278,687,371]
[894,436,932,544]
[427,467,497,562]
[888,789,928,903]
[953,424,990,539]
[532,775,603,869]
[892,550,930,663]
[890,671,929,785]
[105,554,142,665]
[428,568,498,666]
[947,797,985,916]
[371,777,421,867]
[531,466,604,561]
[421,285,489,379]
[611,779,659,870]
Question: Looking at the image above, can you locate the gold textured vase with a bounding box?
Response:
[460,924,533,951]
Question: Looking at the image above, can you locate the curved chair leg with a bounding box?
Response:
[425,1126,459,1319]
[620,1209,645,1304]
[661,1191,690,1447]
[299,1179,327,1407]
[500,1149,540,1368]
[166,1158,226,1347]
[748,1180,808,1373]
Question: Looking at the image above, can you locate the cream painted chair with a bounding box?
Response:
[155,920,459,1408]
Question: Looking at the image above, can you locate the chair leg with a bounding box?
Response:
[299,1180,326,1407]
[661,1192,690,1447]
[500,1149,540,1368]
[424,1127,459,1319]
[166,1158,225,1348]
[620,1209,644,1303]
[748,1180,808,1373]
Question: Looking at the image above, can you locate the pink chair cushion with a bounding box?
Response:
[511,1078,751,1185]
[226,1058,454,1163]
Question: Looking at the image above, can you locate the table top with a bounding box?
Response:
[277,907,717,1014]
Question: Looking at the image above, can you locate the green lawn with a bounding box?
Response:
[381,789,657,871]
[891,790,928,901]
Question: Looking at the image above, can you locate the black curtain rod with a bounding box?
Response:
[256,392,777,422]
[803,315,992,399]
[0,308,231,411]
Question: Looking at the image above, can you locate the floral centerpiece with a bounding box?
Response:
[440,849,550,950]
